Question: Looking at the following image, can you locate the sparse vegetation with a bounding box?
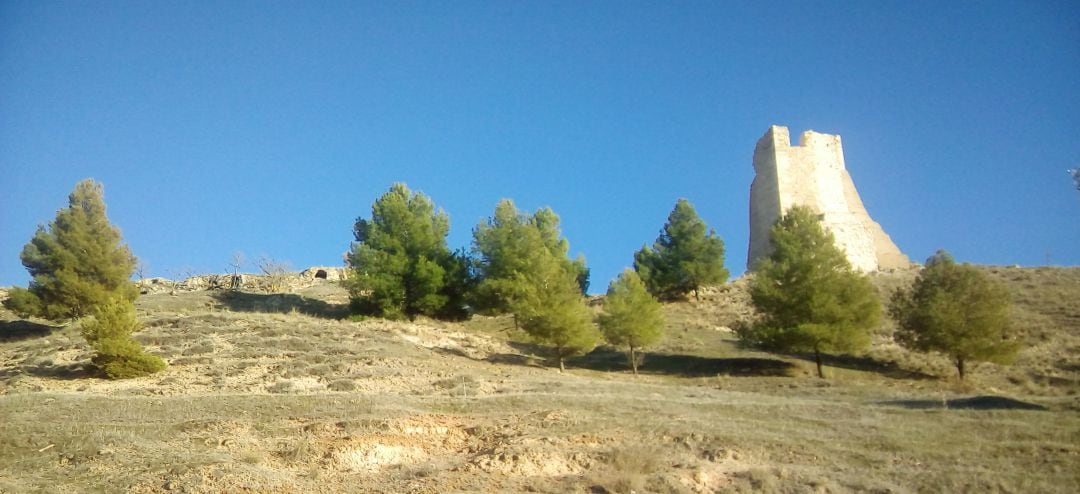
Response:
[1,272,1078,492]
[255,255,292,293]
[741,206,881,378]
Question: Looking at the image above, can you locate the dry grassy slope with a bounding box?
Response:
[658,266,1080,395]
[0,269,1078,494]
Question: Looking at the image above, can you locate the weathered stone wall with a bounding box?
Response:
[136,266,349,295]
[747,125,909,271]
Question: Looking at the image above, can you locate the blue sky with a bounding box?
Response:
[2,1,1078,293]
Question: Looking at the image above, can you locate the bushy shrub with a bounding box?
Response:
[81,298,166,379]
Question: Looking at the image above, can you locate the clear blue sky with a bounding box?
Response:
[2,1,1078,293]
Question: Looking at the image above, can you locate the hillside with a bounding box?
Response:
[1,266,1078,493]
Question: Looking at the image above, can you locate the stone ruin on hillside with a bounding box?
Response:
[136,266,349,295]
[747,125,909,272]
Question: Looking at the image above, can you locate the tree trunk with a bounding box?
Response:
[956,357,965,381]
[693,287,700,301]
[629,346,638,375]
[558,356,565,373]
[814,350,824,379]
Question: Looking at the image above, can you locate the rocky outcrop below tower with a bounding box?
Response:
[747,125,909,272]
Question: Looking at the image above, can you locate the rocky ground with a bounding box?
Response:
[1,267,1078,493]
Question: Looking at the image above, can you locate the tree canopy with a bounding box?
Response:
[741,205,881,378]
[598,269,664,375]
[4,179,137,320]
[512,250,599,371]
[347,183,465,320]
[634,198,728,300]
[889,250,1020,380]
[472,199,597,370]
[471,199,588,313]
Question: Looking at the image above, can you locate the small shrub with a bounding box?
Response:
[267,381,294,394]
[181,341,215,356]
[328,379,356,391]
[306,364,334,377]
[81,299,166,379]
[91,349,167,379]
[607,445,662,474]
[281,363,310,379]
[591,444,665,494]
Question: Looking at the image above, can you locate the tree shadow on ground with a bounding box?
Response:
[25,362,95,380]
[211,291,348,319]
[728,339,939,381]
[812,353,938,380]
[481,341,550,367]
[881,395,1047,411]
[0,361,94,381]
[485,343,795,377]
[0,320,61,342]
[569,346,796,377]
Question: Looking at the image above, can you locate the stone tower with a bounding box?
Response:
[747,125,909,272]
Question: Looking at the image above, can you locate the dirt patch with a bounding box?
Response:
[334,441,427,472]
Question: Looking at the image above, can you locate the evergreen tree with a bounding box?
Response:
[472,199,589,313]
[741,206,881,378]
[435,248,476,321]
[598,269,664,374]
[531,206,590,293]
[890,250,1020,380]
[472,199,597,369]
[5,179,137,320]
[512,250,599,372]
[634,199,728,301]
[81,297,166,378]
[347,183,461,320]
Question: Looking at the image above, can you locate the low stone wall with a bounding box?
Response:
[136,266,350,295]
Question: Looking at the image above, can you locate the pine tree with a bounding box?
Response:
[598,269,664,374]
[890,250,1020,380]
[531,206,590,293]
[741,206,881,378]
[472,199,597,369]
[347,183,461,320]
[5,179,137,320]
[634,199,728,301]
[472,199,589,313]
[81,297,166,378]
[512,251,599,372]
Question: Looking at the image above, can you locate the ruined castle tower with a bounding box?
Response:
[747,125,909,272]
